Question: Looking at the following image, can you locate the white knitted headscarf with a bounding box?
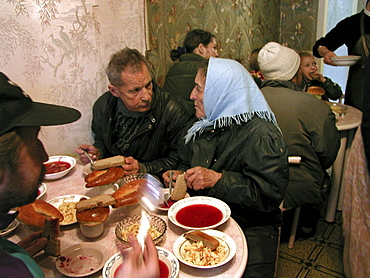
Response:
[258,42,300,81]
[184,57,277,144]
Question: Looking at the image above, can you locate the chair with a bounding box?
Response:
[286,156,302,249]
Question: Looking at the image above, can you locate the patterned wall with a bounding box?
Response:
[146,0,319,86]
[0,0,146,156]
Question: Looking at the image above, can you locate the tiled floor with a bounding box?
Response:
[276,212,344,278]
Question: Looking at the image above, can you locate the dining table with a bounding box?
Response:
[6,163,248,278]
[325,104,362,222]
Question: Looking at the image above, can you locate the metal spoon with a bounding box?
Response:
[77,145,95,171]
[164,171,174,206]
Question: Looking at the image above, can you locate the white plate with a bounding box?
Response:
[173,229,236,269]
[44,155,76,180]
[168,196,231,230]
[330,55,361,66]
[36,183,47,199]
[48,195,89,225]
[0,219,19,236]
[56,243,109,277]
[156,188,190,212]
[102,247,179,278]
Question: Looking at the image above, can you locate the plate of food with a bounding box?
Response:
[0,219,19,236]
[36,183,47,199]
[173,229,236,269]
[48,195,89,226]
[56,243,109,277]
[330,55,361,66]
[168,196,231,230]
[102,247,179,278]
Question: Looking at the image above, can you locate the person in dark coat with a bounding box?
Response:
[163,29,218,112]
[75,48,192,179]
[258,42,340,238]
[312,0,370,111]
[164,57,289,277]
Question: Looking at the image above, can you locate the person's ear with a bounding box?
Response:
[198,43,205,55]
[108,85,120,98]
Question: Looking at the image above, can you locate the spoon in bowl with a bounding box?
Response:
[163,171,174,206]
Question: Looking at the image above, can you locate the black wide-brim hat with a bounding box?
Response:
[0,72,81,136]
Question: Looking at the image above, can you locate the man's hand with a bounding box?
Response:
[17,231,48,257]
[185,166,222,191]
[122,156,140,175]
[162,170,183,187]
[318,46,337,66]
[116,235,160,278]
[75,144,100,165]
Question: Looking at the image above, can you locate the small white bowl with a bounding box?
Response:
[36,183,47,199]
[44,156,76,180]
[330,55,361,66]
[102,247,179,278]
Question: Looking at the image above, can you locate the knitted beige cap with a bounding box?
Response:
[258,42,300,81]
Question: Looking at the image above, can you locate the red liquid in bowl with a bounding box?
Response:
[114,259,169,278]
[176,204,223,228]
[45,161,71,174]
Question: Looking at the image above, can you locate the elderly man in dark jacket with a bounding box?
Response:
[76,48,192,178]
[164,57,289,277]
[258,42,340,237]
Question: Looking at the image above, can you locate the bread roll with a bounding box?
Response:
[75,194,116,212]
[43,217,61,257]
[85,167,125,188]
[17,200,64,228]
[171,173,188,201]
[307,86,325,96]
[94,155,126,170]
[76,206,109,225]
[184,230,219,250]
[111,179,146,208]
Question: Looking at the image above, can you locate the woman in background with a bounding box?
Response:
[163,29,218,111]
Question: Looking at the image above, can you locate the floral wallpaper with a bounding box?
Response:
[146,0,320,86]
[0,0,146,157]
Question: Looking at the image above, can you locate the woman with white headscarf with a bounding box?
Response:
[163,57,289,277]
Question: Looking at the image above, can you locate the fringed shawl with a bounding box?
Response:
[185,57,278,144]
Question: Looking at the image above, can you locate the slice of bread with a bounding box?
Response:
[75,194,115,212]
[171,173,187,201]
[43,217,61,257]
[94,155,126,170]
[184,230,220,250]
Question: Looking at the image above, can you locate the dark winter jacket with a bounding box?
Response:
[92,83,192,177]
[177,116,289,229]
[163,53,204,111]
[261,81,340,208]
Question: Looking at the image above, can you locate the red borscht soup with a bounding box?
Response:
[114,259,169,278]
[176,204,223,228]
[44,161,71,174]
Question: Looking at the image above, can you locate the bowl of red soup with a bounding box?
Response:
[44,156,76,180]
[168,196,231,230]
[102,247,179,278]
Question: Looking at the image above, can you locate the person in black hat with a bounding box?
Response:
[0,72,81,277]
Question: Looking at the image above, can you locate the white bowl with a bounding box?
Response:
[102,247,179,278]
[44,156,76,180]
[56,243,109,277]
[330,55,361,66]
[36,183,47,199]
[168,196,231,230]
